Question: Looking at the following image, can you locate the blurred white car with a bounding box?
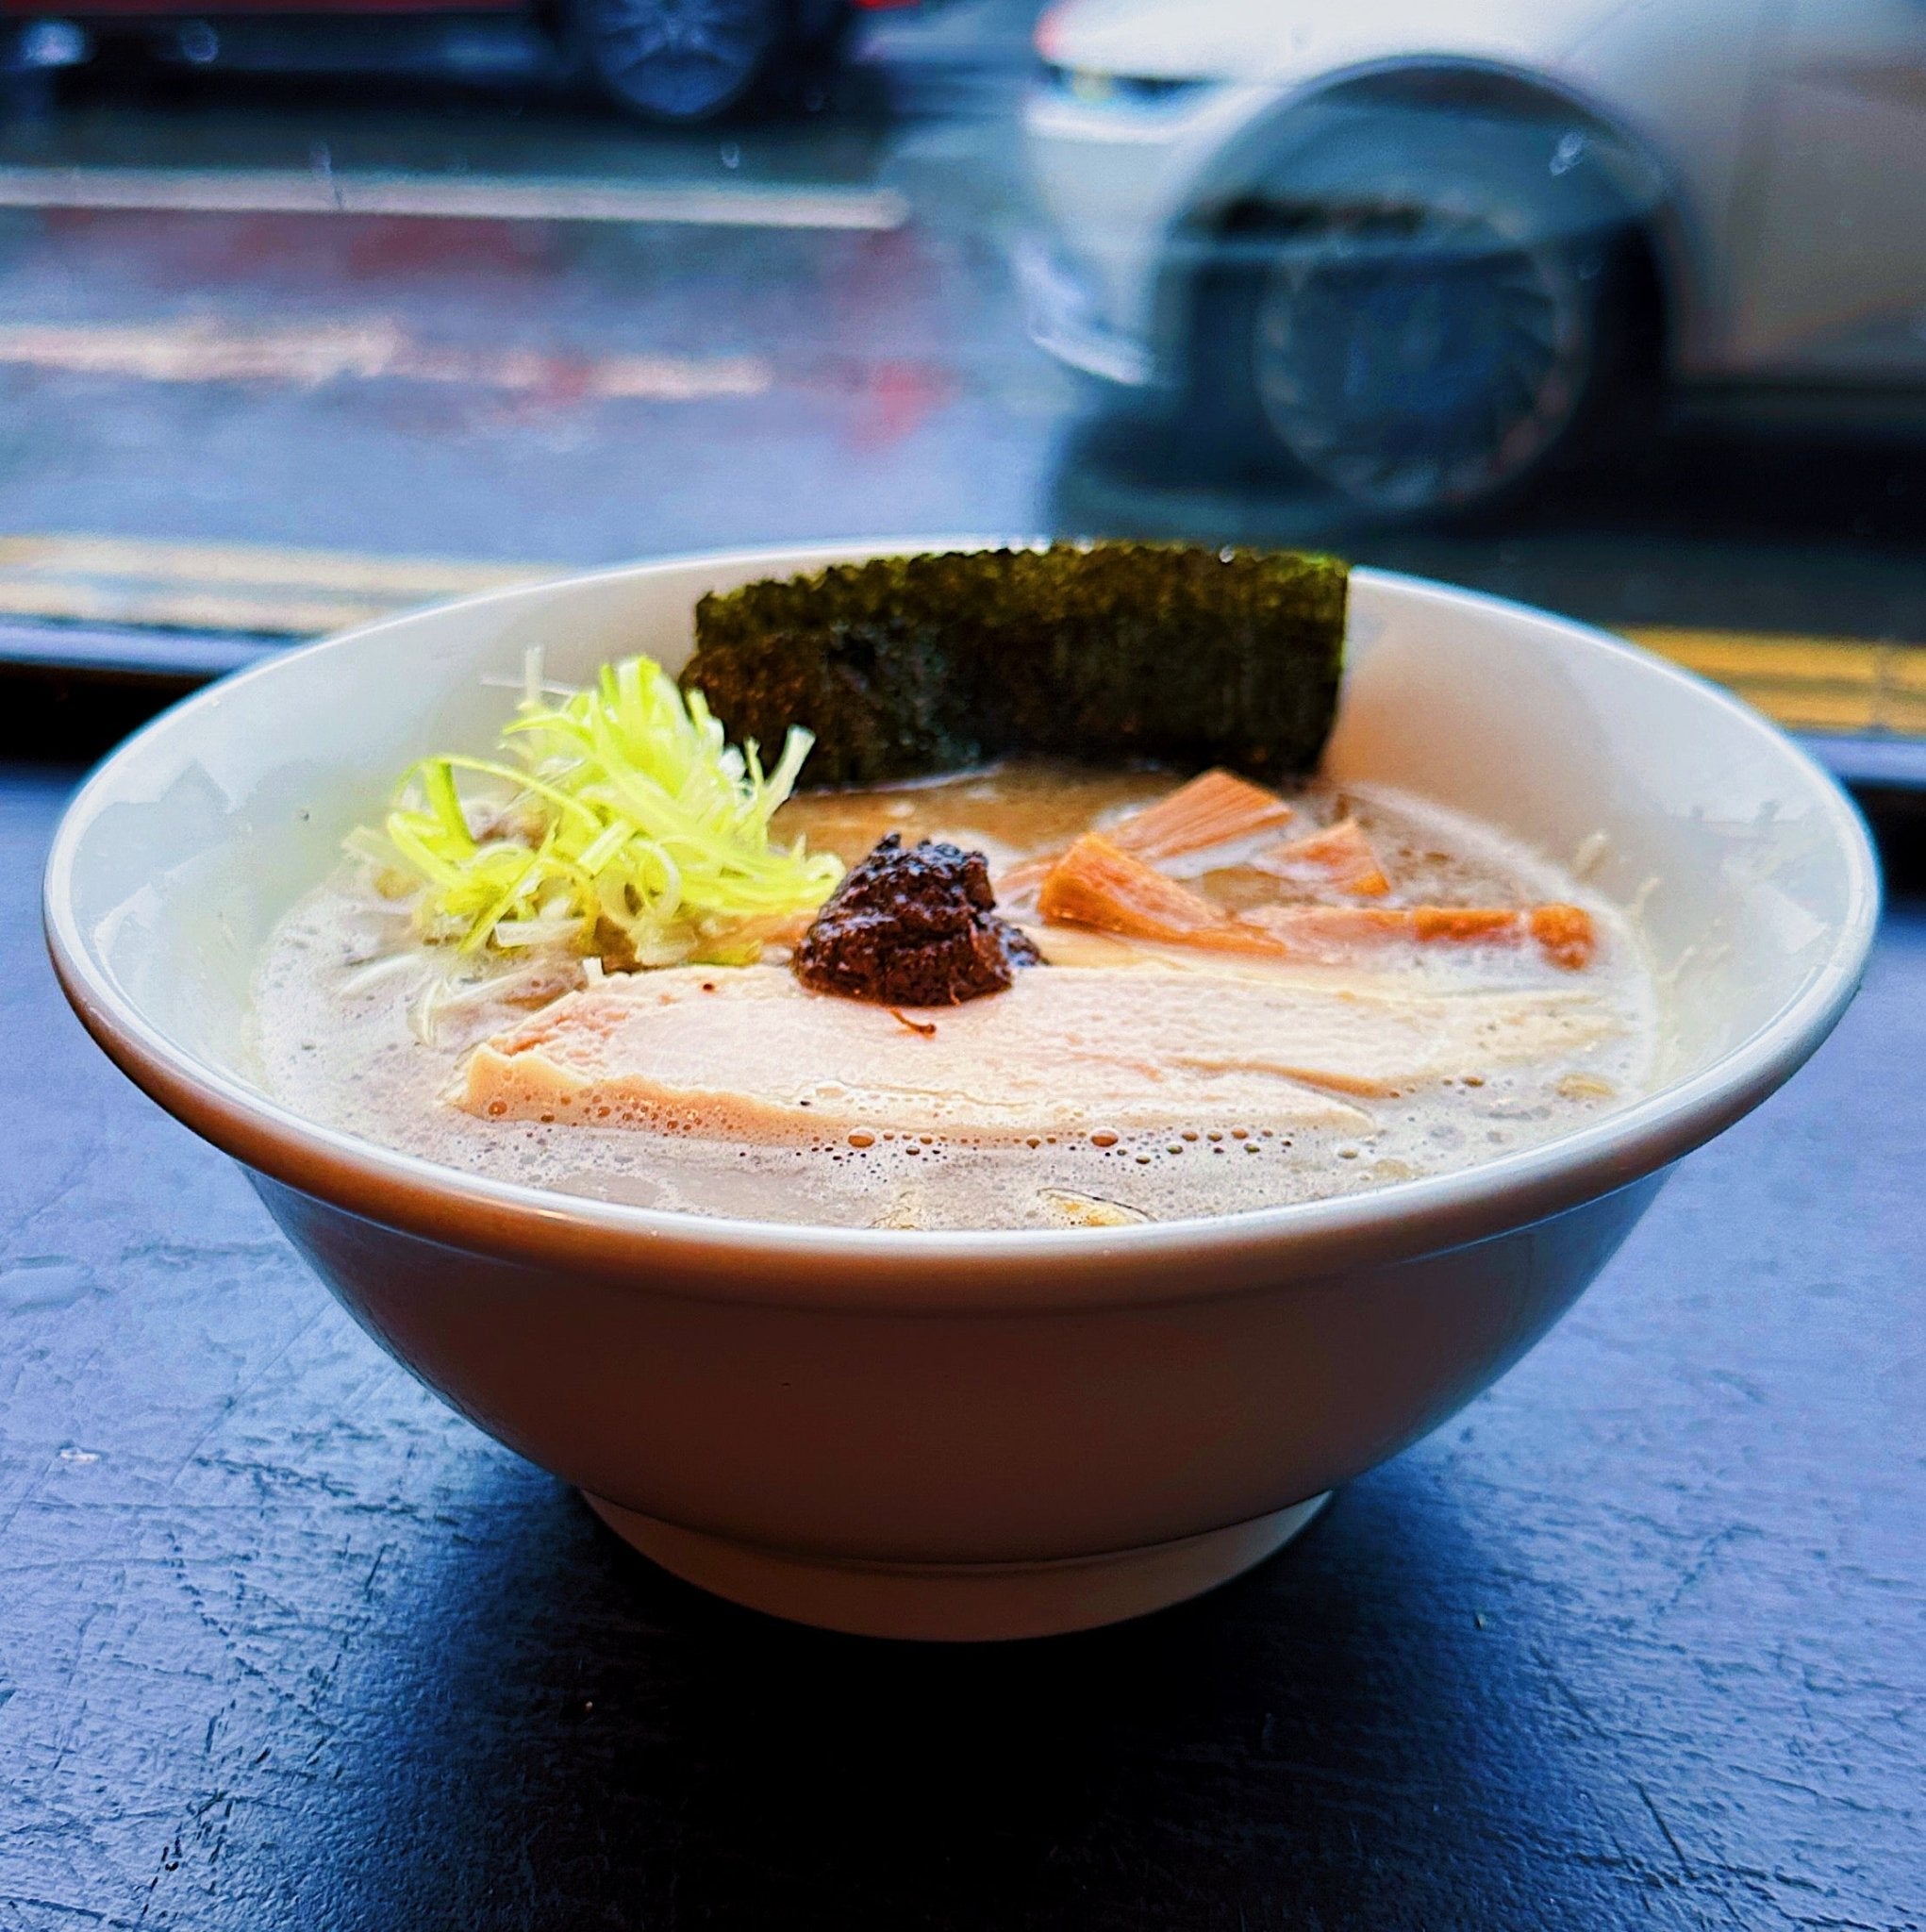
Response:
[1021,0,1926,512]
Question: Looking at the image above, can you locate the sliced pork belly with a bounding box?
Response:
[457,964,1619,1141]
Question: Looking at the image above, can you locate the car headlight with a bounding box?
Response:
[1039,64,1215,109]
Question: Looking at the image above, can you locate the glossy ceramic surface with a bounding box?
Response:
[43,542,1880,1638]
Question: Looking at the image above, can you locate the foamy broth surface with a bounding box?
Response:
[255,765,1656,1230]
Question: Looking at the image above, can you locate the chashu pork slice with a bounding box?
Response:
[457,964,1620,1142]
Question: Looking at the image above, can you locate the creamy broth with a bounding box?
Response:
[256,764,1655,1230]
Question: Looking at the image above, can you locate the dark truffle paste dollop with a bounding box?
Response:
[793,833,1040,1007]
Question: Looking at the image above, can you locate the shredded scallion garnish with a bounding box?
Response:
[350,651,842,970]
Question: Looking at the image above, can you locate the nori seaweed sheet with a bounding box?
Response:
[684,542,1348,788]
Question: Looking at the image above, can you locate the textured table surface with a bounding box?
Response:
[4,761,1921,1931]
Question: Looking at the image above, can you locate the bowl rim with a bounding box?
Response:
[42,543,1883,1309]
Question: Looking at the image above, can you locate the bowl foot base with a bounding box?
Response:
[580,1491,1331,1641]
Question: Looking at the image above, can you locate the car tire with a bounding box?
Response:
[1197,209,1642,517]
[572,0,787,124]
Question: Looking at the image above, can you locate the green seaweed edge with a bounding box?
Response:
[682,541,1348,790]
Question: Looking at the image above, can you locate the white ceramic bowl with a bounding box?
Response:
[45,542,1879,1641]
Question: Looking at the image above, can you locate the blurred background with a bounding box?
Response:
[3,0,1925,778]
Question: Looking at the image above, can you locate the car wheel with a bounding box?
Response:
[1234,208,1615,515]
[573,0,785,123]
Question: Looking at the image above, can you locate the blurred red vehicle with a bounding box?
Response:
[3,0,917,121]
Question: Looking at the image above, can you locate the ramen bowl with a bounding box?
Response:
[44,542,1878,1641]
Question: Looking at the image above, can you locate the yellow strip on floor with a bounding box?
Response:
[1626,627,1926,737]
[0,532,557,635]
